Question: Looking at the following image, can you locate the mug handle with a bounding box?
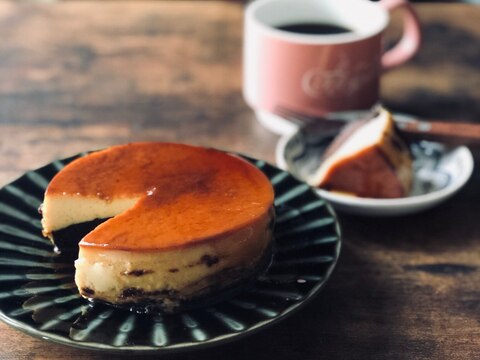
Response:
[379,0,422,71]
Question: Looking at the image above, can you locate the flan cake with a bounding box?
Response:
[307,109,413,198]
[41,143,275,310]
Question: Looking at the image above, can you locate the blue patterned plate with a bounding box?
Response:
[275,113,474,216]
[0,153,341,353]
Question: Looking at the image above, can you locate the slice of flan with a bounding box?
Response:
[41,143,275,310]
[307,108,412,198]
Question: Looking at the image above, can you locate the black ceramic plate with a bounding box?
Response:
[0,153,341,353]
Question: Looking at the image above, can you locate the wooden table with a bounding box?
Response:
[0,1,479,359]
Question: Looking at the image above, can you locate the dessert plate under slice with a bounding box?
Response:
[0,153,341,353]
[276,115,474,216]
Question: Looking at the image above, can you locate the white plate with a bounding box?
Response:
[275,114,474,216]
[255,110,298,136]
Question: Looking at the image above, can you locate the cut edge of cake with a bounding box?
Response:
[307,108,413,198]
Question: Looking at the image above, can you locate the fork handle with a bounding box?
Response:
[397,120,480,145]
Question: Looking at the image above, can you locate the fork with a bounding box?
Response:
[275,105,480,145]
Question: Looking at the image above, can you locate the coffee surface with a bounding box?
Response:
[276,22,352,35]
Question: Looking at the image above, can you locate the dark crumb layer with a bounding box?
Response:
[81,287,95,296]
[120,287,179,299]
[200,254,219,267]
[122,269,154,277]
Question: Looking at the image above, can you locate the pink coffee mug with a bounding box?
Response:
[243,0,422,125]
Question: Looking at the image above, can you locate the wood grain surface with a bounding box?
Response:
[0,1,479,359]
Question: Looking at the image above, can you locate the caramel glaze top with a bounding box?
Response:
[47,143,274,251]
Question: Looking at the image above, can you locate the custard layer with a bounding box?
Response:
[75,208,273,307]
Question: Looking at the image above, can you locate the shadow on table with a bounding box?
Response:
[339,162,480,254]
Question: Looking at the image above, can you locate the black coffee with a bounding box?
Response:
[276,22,352,35]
